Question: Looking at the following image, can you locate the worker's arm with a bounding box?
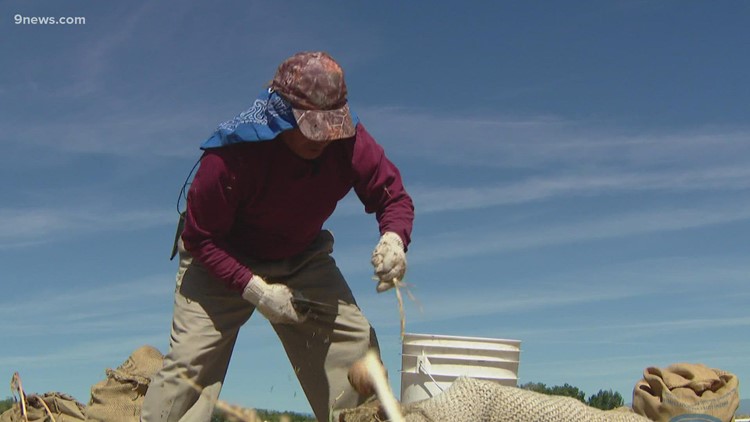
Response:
[351,124,414,291]
[181,150,304,323]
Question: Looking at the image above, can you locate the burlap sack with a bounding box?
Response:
[340,377,652,422]
[84,345,164,422]
[632,363,739,422]
[0,392,86,422]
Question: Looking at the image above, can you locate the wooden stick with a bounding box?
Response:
[363,350,404,422]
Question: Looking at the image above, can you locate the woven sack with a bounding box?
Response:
[84,345,163,422]
[632,363,739,422]
[340,377,652,422]
[0,392,86,422]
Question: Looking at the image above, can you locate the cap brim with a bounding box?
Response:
[293,103,356,142]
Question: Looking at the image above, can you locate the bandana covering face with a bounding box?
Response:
[201,88,359,150]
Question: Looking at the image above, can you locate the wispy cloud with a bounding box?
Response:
[520,346,748,391]
[0,207,175,249]
[11,108,212,158]
[1,274,173,337]
[511,316,750,344]
[612,317,750,337]
[357,277,637,329]
[407,165,750,214]
[50,2,190,99]
[362,106,750,170]
[355,256,750,330]
[415,285,636,321]
[410,200,750,263]
[0,274,174,377]
[0,274,172,315]
[0,334,167,369]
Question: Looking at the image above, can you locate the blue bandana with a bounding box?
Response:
[201,89,296,149]
[201,88,359,149]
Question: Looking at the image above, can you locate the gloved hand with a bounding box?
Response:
[371,232,407,293]
[242,275,306,324]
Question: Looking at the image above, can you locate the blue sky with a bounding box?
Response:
[2,0,748,414]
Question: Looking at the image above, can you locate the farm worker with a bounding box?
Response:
[141,51,414,422]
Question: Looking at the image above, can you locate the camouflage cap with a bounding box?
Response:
[271,51,356,142]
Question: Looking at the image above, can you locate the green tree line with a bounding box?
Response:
[0,398,12,413]
[211,407,315,422]
[520,382,625,410]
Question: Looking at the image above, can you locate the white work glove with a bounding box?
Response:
[242,275,306,324]
[371,232,407,293]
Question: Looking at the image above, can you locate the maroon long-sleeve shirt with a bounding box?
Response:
[181,123,414,292]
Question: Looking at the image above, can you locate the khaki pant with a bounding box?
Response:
[141,230,379,422]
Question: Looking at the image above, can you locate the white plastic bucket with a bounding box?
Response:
[400,333,521,404]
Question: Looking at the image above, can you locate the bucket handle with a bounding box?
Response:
[417,352,445,393]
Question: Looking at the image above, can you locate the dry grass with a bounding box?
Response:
[10,372,59,422]
[393,279,406,341]
[10,372,29,422]
[380,277,420,342]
